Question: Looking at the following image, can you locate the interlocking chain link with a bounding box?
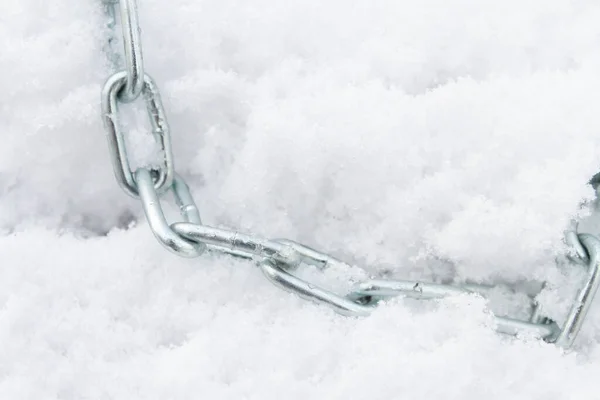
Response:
[100,0,600,349]
[102,73,174,197]
[102,0,173,198]
[104,0,144,102]
[114,0,145,102]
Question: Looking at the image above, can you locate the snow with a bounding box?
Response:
[3,0,600,397]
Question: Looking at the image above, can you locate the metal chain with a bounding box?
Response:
[102,0,173,198]
[100,0,600,349]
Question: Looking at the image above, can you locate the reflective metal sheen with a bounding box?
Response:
[136,169,203,257]
[107,0,145,102]
[102,71,174,197]
[555,234,600,347]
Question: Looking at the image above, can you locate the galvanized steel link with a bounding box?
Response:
[347,279,559,339]
[136,168,203,257]
[171,222,303,266]
[260,258,373,317]
[554,233,600,348]
[106,0,145,102]
[102,71,174,198]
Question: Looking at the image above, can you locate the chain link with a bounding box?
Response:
[105,0,145,102]
[100,0,600,349]
[102,72,175,197]
[135,168,201,256]
[555,234,600,347]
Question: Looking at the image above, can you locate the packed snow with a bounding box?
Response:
[3,0,600,398]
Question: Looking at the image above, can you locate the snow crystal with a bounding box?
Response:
[3,0,600,397]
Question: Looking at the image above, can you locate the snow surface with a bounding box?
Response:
[4,0,600,398]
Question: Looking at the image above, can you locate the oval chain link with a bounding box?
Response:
[135,168,202,257]
[100,0,600,349]
[102,71,174,197]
